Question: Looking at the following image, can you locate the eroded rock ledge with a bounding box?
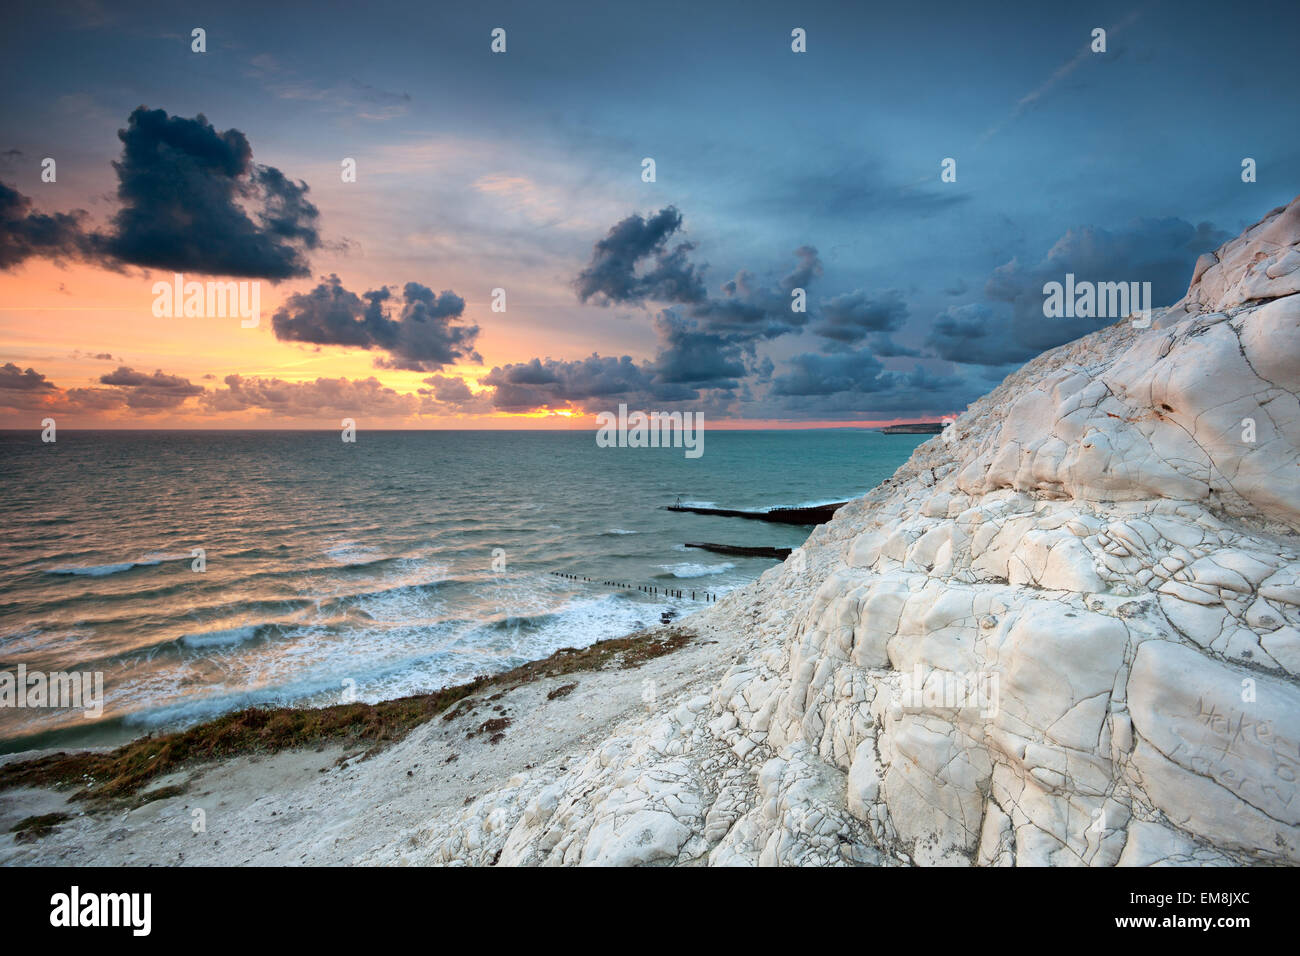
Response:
[375,197,1300,867]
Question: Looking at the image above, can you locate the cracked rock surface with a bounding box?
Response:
[369,198,1300,866]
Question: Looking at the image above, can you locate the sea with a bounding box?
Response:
[0,429,925,752]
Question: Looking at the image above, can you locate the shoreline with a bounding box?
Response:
[0,621,722,864]
[4,200,1296,866]
[1,436,901,756]
[0,620,702,759]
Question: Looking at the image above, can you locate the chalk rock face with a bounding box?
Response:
[388,198,1300,865]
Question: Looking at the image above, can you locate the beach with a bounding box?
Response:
[1,622,734,865]
[2,199,1298,867]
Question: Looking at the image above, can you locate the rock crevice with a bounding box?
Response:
[376,197,1300,866]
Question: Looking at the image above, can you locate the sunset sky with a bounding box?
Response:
[2,0,1297,428]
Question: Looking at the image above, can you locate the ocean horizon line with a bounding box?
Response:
[0,424,934,434]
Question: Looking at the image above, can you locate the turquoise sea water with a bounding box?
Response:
[0,428,925,751]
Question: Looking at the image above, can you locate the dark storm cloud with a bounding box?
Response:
[480,354,698,413]
[648,243,825,391]
[270,275,387,347]
[272,275,480,372]
[460,207,823,416]
[0,182,97,268]
[691,250,820,341]
[0,362,58,392]
[924,303,1019,367]
[375,282,475,371]
[989,217,1230,311]
[97,365,203,408]
[479,314,753,412]
[103,107,320,279]
[574,206,706,305]
[486,209,834,415]
[867,335,921,358]
[925,216,1231,366]
[770,349,888,397]
[577,208,828,395]
[247,164,321,249]
[576,207,822,345]
[484,355,645,412]
[768,353,981,419]
[650,312,747,388]
[813,289,908,345]
[2,109,322,278]
[0,362,203,413]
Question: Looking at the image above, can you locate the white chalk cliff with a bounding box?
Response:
[386,197,1300,866]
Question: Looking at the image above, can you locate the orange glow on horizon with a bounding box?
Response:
[2,261,959,430]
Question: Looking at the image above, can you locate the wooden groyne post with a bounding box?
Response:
[550,571,717,602]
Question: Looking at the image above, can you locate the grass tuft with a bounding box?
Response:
[11,812,71,841]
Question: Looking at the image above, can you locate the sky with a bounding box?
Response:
[1,0,1297,428]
